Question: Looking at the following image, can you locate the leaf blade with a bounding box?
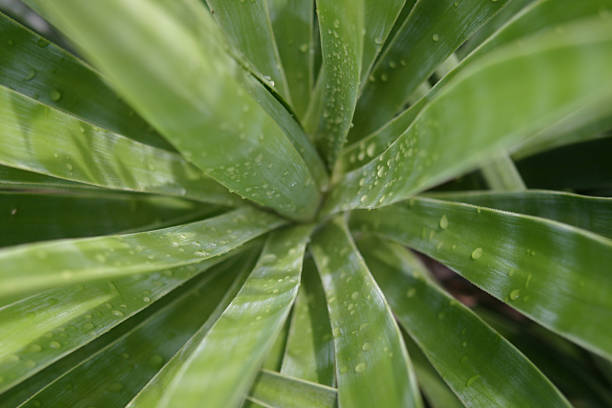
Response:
[310,217,422,408]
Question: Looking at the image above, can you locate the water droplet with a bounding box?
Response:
[406,288,416,298]
[351,291,359,300]
[366,143,376,157]
[471,248,483,260]
[362,343,371,351]
[143,296,151,303]
[439,215,448,230]
[466,374,480,386]
[510,289,520,300]
[354,362,366,373]
[49,341,61,349]
[432,33,440,42]
[149,354,164,367]
[29,344,42,352]
[25,69,37,81]
[50,89,62,101]
[299,43,308,53]
[36,38,49,48]
[112,310,124,317]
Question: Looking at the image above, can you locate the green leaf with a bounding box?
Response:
[479,153,526,191]
[206,0,291,103]
[0,206,284,297]
[477,308,612,406]
[359,0,407,87]
[349,0,508,142]
[310,217,422,408]
[27,0,321,220]
[13,255,252,408]
[350,196,612,360]
[312,0,364,167]
[248,370,337,408]
[0,294,156,408]
[0,164,98,192]
[456,0,534,59]
[427,190,612,239]
[324,19,612,215]
[339,0,612,171]
[0,192,221,247]
[0,86,239,207]
[267,0,313,118]
[400,332,464,408]
[261,317,291,372]
[0,12,171,150]
[0,247,246,393]
[358,237,570,407]
[281,257,335,386]
[127,225,312,408]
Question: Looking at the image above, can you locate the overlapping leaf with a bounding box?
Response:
[351,197,612,359]
[127,225,312,408]
[26,0,321,220]
[324,19,612,214]
[0,207,283,296]
[359,237,570,407]
[310,217,422,408]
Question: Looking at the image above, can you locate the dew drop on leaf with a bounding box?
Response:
[354,362,366,373]
[471,248,483,260]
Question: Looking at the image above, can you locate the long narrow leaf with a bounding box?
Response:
[339,0,612,172]
[427,190,612,239]
[310,217,422,408]
[127,225,312,408]
[324,20,612,215]
[0,86,239,206]
[27,0,321,220]
[0,12,171,150]
[0,248,246,393]
[206,0,292,103]
[268,0,314,118]
[248,370,337,408]
[349,0,508,141]
[359,237,570,407]
[14,255,253,408]
[350,197,612,360]
[281,257,335,386]
[312,0,364,167]
[0,192,220,247]
[0,207,284,296]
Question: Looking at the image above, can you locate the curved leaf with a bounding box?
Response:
[310,217,422,408]
[268,0,314,118]
[359,237,570,407]
[324,19,612,215]
[27,0,321,220]
[350,196,612,360]
[128,225,312,408]
[339,0,612,172]
[0,192,221,247]
[349,0,508,142]
[427,190,612,238]
[15,255,251,408]
[281,257,335,386]
[0,248,245,393]
[206,0,291,103]
[0,12,171,150]
[248,370,337,408]
[400,333,464,408]
[312,0,364,167]
[0,206,284,296]
[0,86,239,206]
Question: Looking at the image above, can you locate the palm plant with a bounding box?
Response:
[1,0,611,406]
